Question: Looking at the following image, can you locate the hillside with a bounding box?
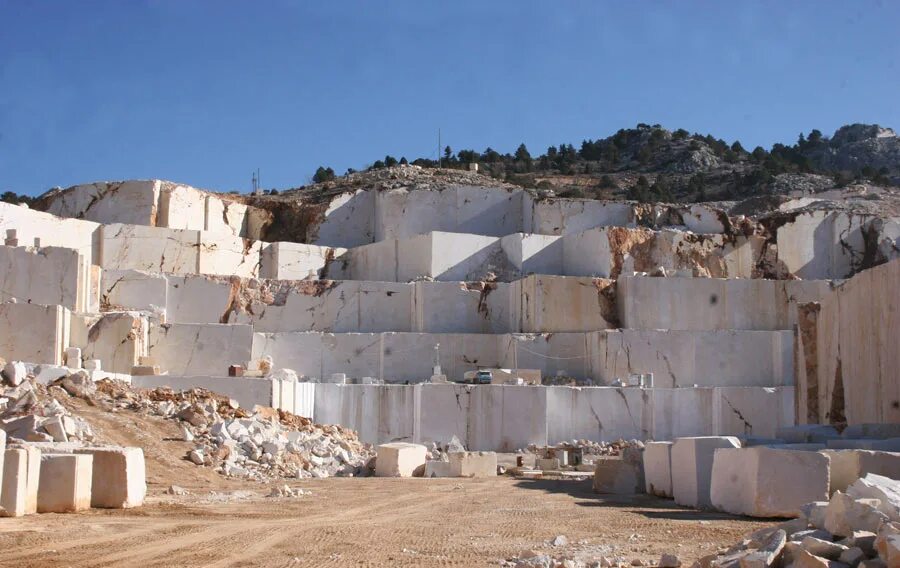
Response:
[292,123,900,204]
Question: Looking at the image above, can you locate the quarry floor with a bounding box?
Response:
[0,397,768,568]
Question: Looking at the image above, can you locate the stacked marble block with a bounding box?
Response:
[0,433,146,517]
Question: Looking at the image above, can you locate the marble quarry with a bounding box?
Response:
[0,177,897,465]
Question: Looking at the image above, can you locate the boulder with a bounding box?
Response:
[793,548,849,568]
[739,529,786,568]
[802,501,831,530]
[801,537,848,560]
[847,474,900,521]
[2,360,27,386]
[825,492,889,537]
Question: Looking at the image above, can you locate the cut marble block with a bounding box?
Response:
[72,312,150,375]
[671,436,741,509]
[644,441,674,497]
[37,453,93,513]
[821,450,900,494]
[0,302,70,365]
[1,447,27,516]
[425,460,454,478]
[710,447,830,517]
[197,233,262,278]
[375,443,426,477]
[99,269,168,313]
[593,456,645,494]
[148,323,253,376]
[0,245,86,311]
[74,447,146,508]
[259,242,343,280]
[100,223,200,274]
[22,445,41,514]
[448,451,497,477]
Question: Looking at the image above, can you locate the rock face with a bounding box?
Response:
[805,124,900,177]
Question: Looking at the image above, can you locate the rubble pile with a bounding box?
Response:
[0,360,95,443]
[531,439,644,460]
[279,164,519,201]
[93,380,375,480]
[695,473,900,568]
[503,539,679,568]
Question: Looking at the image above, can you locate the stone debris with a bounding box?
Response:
[266,484,310,498]
[694,475,900,568]
[0,371,95,444]
[93,380,375,481]
[501,541,626,568]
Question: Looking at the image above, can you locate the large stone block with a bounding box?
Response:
[197,233,262,278]
[100,223,200,274]
[38,453,93,513]
[45,180,161,226]
[448,451,497,478]
[74,447,146,508]
[100,269,168,313]
[0,202,100,268]
[644,441,673,497]
[0,245,87,311]
[72,312,151,374]
[823,450,900,494]
[592,329,794,388]
[259,242,343,280]
[1,447,28,516]
[158,183,206,230]
[618,276,830,332]
[671,436,741,509]
[0,302,70,365]
[22,445,41,515]
[843,424,900,440]
[375,442,426,477]
[777,425,841,444]
[593,454,645,494]
[149,323,253,376]
[515,275,616,333]
[710,447,830,517]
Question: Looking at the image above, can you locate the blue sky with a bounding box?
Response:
[1,1,898,196]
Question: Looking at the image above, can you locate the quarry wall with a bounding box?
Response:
[796,259,900,425]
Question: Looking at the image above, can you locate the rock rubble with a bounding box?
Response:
[93,380,375,481]
[694,474,900,568]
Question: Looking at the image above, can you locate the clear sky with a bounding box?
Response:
[1,1,898,196]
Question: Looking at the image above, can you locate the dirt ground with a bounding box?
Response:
[0,395,770,568]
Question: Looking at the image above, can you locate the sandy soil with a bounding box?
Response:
[0,395,769,568]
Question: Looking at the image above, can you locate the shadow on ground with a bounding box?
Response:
[512,478,769,523]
